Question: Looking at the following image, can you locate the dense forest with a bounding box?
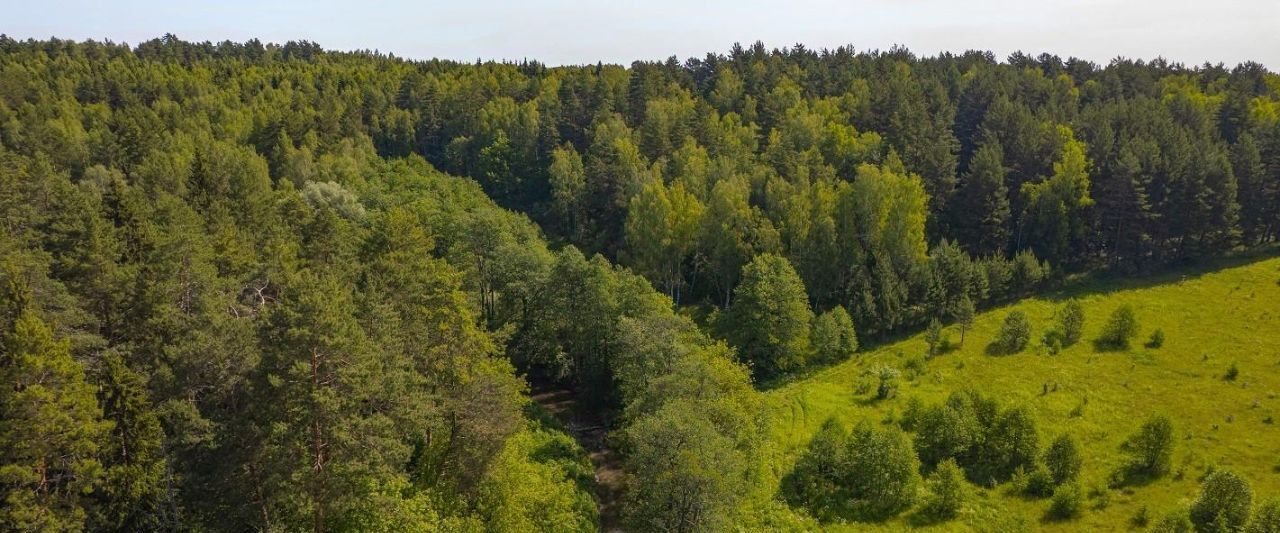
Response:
[1,34,1279,531]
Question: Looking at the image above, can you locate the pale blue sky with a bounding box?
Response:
[5,0,1279,68]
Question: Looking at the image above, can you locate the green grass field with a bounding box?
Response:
[761,254,1280,531]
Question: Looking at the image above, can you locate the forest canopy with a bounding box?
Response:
[1,34,1279,531]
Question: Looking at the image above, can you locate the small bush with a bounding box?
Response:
[1152,509,1194,533]
[810,305,858,363]
[923,458,967,521]
[1225,361,1240,381]
[900,396,923,431]
[1042,329,1064,354]
[787,421,921,521]
[1249,499,1280,533]
[903,355,926,376]
[876,366,901,400]
[925,317,944,357]
[1131,505,1151,528]
[1046,483,1082,521]
[1045,434,1082,485]
[991,311,1032,354]
[1021,465,1056,497]
[1120,415,1175,481]
[1147,328,1165,348]
[1190,469,1253,532]
[1088,483,1112,510]
[1048,300,1085,347]
[1011,250,1049,295]
[1097,304,1139,349]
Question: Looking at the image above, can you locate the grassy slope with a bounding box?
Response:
[761,255,1280,531]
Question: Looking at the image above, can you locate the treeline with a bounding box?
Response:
[7,35,1277,348]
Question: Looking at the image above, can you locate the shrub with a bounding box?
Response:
[1054,300,1085,347]
[782,419,847,521]
[899,396,923,431]
[914,390,1043,486]
[923,458,967,520]
[1225,361,1240,381]
[1189,469,1253,533]
[1044,434,1082,485]
[1011,249,1048,295]
[1047,483,1082,521]
[1021,464,1056,497]
[1097,304,1139,349]
[1147,328,1165,348]
[810,305,858,363]
[1132,505,1151,527]
[978,405,1040,482]
[924,317,944,357]
[843,423,922,520]
[991,311,1031,354]
[876,366,901,400]
[913,400,978,469]
[1043,332,1064,355]
[1152,509,1195,533]
[1248,499,1280,533]
[1089,483,1112,510]
[1121,415,1175,479]
[787,420,921,521]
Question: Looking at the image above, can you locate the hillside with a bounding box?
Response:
[763,254,1280,530]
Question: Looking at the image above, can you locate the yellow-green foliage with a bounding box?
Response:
[477,409,598,532]
[761,255,1280,531]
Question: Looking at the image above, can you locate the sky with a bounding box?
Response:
[5,0,1280,69]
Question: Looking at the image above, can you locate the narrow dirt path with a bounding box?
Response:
[531,389,624,532]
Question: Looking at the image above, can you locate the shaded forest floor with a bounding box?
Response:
[532,388,625,531]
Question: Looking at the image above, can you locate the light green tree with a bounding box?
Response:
[1020,126,1094,266]
[624,179,704,303]
[0,310,110,532]
[721,254,813,380]
[809,305,858,363]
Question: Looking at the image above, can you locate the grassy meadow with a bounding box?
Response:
[760,254,1280,531]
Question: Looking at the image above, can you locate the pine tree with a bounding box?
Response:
[1,309,111,532]
[1233,134,1270,244]
[952,139,1010,255]
[96,352,170,530]
[254,271,424,530]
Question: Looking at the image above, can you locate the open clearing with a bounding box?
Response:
[762,254,1280,531]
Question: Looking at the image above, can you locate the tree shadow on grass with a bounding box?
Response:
[985,341,1024,356]
[1039,245,1280,303]
[1091,339,1131,353]
[755,246,1280,392]
[904,505,956,528]
[1108,464,1165,490]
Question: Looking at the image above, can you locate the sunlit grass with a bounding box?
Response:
[760,254,1280,531]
